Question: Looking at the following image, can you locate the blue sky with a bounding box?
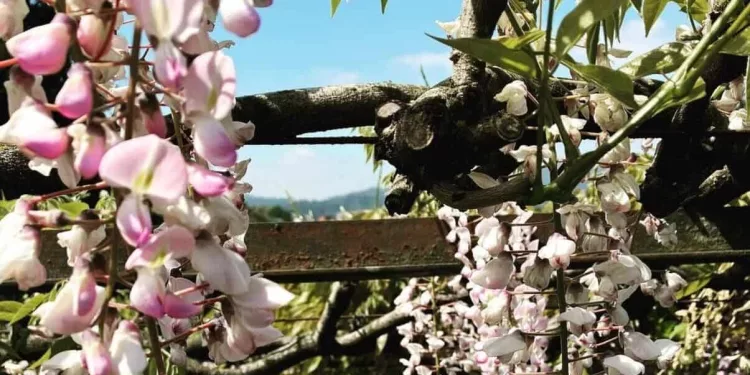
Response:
[214,0,688,200]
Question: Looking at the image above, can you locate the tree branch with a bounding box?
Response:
[184,291,468,375]
[233,83,427,142]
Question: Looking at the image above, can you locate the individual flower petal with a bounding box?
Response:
[81,330,113,375]
[162,292,201,318]
[183,51,236,120]
[470,253,514,289]
[538,233,576,269]
[67,123,107,179]
[116,194,152,248]
[130,267,166,318]
[188,164,234,197]
[192,234,251,295]
[558,307,596,326]
[153,42,187,90]
[495,81,528,116]
[58,224,106,267]
[125,226,195,269]
[602,355,645,375]
[128,0,203,42]
[654,339,680,369]
[99,134,188,203]
[622,331,661,361]
[35,265,105,335]
[191,113,238,167]
[6,14,73,75]
[109,321,148,375]
[40,350,84,374]
[0,0,29,41]
[55,63,94,119]
[481,330,526,357]
[220,0,261,37]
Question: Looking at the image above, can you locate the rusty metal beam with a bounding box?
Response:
[28,209,743,285]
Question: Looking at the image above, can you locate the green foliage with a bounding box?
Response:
[721,27,750,56]
[656,77,706,114]
[429,36,539,79]
[380,0,388,13]
[641,0,669,36]
[563,61,639,107]
[0,302,22,322]
[671,0,709,22]
[37,192,90,218]
[9,293,48,324]
[330,0,341,17]
[618,42,692,77]
[0,199,15,220]
[555,0,628,59]
[497,29,545,49]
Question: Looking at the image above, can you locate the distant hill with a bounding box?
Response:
[244,187,383,217]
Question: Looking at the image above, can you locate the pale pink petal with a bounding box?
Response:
[117,194,152,247]
[109,321,148,375]
[162,292,201,318]
[73,268,98,317]
[167,277,204,304]
[183,51,236,119]
[231,276,294,311]
[153,42,187,90]
[36,267,106,335]
[81,330,113,375]
[6,14,72,75]
[220,1,260,38]
[192,236,251,295]
[130,268,166,318]
[187,163,234,197]
[98,134,187,202]
[470,253,514,289]
[129,0,203,42]
[77,14,111,58]
[125,226,195,269]
[192,114,238,167]
[55,64,94,119]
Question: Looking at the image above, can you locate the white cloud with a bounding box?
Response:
[613,19,673,60]
[392,51,451,71]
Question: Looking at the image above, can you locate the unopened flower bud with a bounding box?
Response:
[77,14,111,58]
[56,63,94,119]
[220,0,261,38]
[6,13,74,75]
[138,93,168,138]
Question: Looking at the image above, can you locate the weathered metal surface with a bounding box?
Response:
[31,208,742,284]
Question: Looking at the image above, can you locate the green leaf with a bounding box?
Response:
[429,35,538,79]
[497,29,545,50]
[618,42,692,77]
[631,0,643,14]
[642,0,669,36]
[330,0,341,17]
[29,337,77,369]
[58,201,89,218]
[380,0,388,13]
[0,301,22,321]
[564,61,638,107]
[721,27,750,56]
[586,23,601,64]
[10,293,48,324]
[671,0,708,22]
[555,0,628,58]
[656,77,706,114]
[674,276,711,299]
[603,13,616,46]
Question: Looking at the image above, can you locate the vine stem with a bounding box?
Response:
[146,317,166,375]
[159,320,217,348]
[556,268,569,375]
[34,181,108,202]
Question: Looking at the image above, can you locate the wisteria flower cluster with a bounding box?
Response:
[395,202,686,375]
[0,0,294,372]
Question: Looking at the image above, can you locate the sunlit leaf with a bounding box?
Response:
[563,61,638,107]
[0,301,22,321]
[10,293,47,324]
[618,42,691,77]
[331,0,342,17]
[430,35,538,79]
[642,0,669,36]
[497,29,545,50]
[58,201,89,218]
[381,0,388,13]
[721,27,750,56]
[671,0,708,22]
[555,0,628,58]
